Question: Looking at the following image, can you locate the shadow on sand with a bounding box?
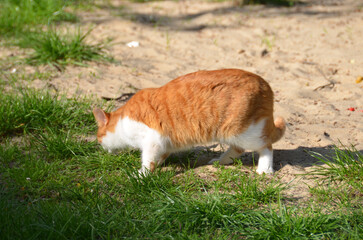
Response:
[164,144,346,172]
[83,1,360,31]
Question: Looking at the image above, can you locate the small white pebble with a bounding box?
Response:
[126,41,139,48]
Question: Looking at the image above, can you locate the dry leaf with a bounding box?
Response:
[355,76,363,84]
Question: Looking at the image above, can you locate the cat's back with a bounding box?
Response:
[121,69,274,147]
[167,68,270,92]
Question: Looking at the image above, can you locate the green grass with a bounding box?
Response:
[0,0,112,68]
[308,146,363,207]
[1,179,362,239]
[0,0,78,38]
[0,87,97,137]
[310,145,363,189]
[0,86,362,239]
[0,0,361,238]
[23,28,113,68]
[309,145,363,192]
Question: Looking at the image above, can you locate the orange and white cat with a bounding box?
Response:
[93,69,285,175]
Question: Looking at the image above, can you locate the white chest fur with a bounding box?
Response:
[101,117,170,152]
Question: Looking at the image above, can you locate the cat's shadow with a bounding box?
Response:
[164,144,345,172]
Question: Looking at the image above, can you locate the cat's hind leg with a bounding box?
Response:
[256,145,274,174]
[208,146,244,165]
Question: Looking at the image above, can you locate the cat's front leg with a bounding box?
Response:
[256,146,274,174]
[138,144,165,176]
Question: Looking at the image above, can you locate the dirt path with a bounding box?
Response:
[29,0,363,200]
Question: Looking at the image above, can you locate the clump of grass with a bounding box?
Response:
[210,164,286,207]
[0,87,97,137]
[234,173,286,207]
[310,145,363,192]
[32,128,99,159]
[240,206,360,239]
[23,28,113,68]
[309,145,363,207]
[150,192,244,235]
[0,1,112,68]
[0,143,24,167]
[309,182,362,207]
[0,0,78,37]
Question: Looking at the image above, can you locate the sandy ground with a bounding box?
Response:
[7,0,363,201]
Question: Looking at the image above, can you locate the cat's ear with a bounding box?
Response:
[93,108,109,127]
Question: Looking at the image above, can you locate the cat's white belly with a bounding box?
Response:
[102,117,267,153]
[223,118,267,151]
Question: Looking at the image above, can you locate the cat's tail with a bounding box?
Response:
[271,117,286,143]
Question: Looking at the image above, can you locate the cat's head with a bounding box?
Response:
[92,108,119,153]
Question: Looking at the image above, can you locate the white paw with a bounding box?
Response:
[256,168,274,174]
[137,168,150,177]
